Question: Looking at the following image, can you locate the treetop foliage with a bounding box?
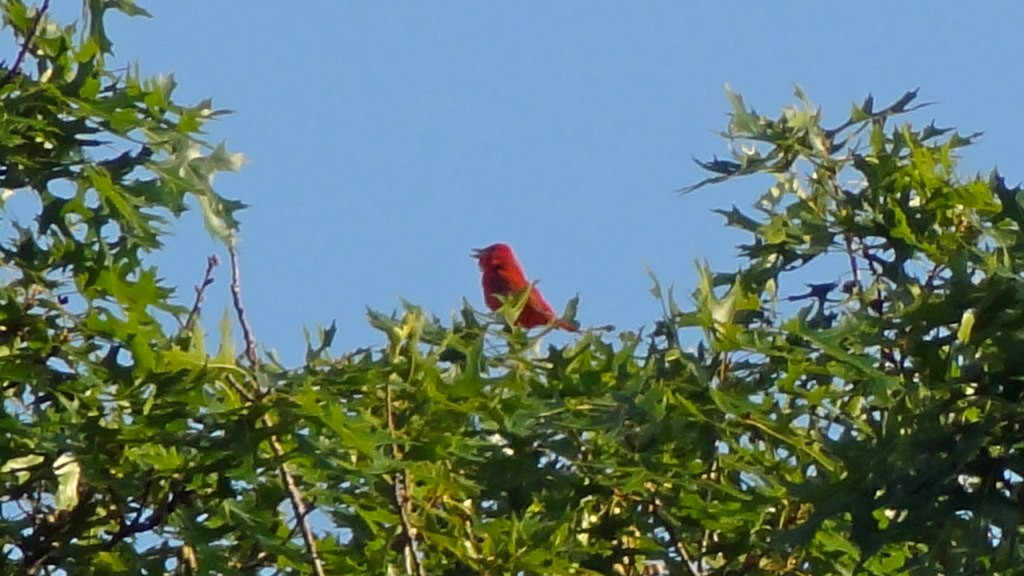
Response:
[3,2,1023,575]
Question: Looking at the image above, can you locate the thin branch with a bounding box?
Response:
[715,352,730,388]
[386,381,426,576]
[0,0,49,90]
[183,254,219,332]
[827,168,860,292]
[285,495,320,541]
[225,374,256,403]
[861,245,885,277]
[103,482,185,549]
[267,434,326,576]
[127,476,155,533]
[699,459,718,564]
[843,234,860,287]
[227,242,259,367]
[922,262,945,292]
[226,239,326,576]
[648,495,702,576]
[17,488,96,576]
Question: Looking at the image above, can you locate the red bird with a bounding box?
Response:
[472,243,577,331]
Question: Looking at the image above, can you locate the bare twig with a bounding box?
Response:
[386,381,426,576]
[226,240,326,576]
[0,0,50,90]
[183,254,219,332]
[228,242,259,367]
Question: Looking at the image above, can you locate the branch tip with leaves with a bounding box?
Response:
[0,0,49,90]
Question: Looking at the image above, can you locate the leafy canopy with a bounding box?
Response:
[2,2,1023,575]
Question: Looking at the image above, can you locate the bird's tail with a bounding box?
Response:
[555,319,579,332]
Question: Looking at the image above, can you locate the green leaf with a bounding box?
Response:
[726,84,761,135]
[53,454,82,511]
[2,454,45,483]
[215,307,235,364]
[956,308,975,344]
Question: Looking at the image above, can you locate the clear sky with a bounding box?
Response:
[86,3,1024,363]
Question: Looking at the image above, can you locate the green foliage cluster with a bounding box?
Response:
[1,1,249,573]
[3,2,1024,575]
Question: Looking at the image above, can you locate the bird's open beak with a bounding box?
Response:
[470,247,483,259]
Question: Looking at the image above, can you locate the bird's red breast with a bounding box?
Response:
[472,243,576,331]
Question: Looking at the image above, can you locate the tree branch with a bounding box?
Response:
[648,494,703,576]
[17,488,96,576]
[228,242,259,368]
[386,380,426,576]
[843,234,860,287]
[0,0,50,90]
[98,480,188,552]
[699,459,718,568]
[182,254,219,332]
[267,434,325,576]
[226,240,325,576]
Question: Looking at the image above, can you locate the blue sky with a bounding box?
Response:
[88,3,1024,363]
